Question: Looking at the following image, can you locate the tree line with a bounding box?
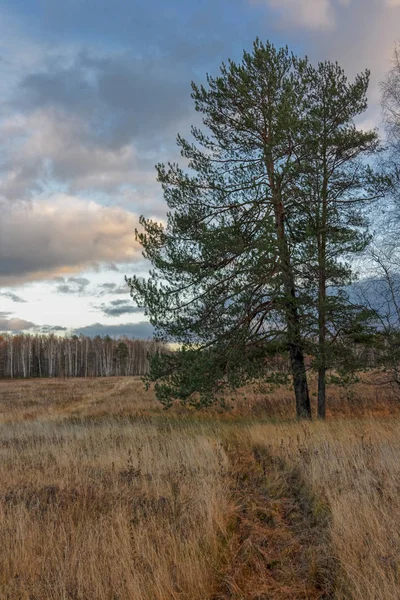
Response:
[0,334,167,378]
[127,39,400,419]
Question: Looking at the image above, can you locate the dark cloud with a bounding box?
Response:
[73,321,154,339]
[18,50,192,151]
[2,0,395,206]
[0,314,36,332]
[0,107,155,200]
[20,61,96,117]
[97,282,130,295]
[0,291,26,302]
[0,0,257,204]
[102,305,142,317]
[55,277,90,295]
[38,324,68,333]
[6,0,241,69]
[0,315,68,334]
[96,298,143,317]
[1,15,231,202]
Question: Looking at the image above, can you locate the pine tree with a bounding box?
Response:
[128,40,314,417]
[127,41,386,417]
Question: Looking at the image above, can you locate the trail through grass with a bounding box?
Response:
[1,377,400,599]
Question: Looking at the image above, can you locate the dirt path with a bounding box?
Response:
[212,442,336,600]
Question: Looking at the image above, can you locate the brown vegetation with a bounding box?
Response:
[0,378,230,600]
[0,376,400,599]
[250,420,400,599]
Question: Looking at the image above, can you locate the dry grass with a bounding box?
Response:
[249,419,400,599]
[212,440,335,600]
[1,370,398,423]
[229,370,400,419]
[1,376,400,599]
[0,379,231,600]
[0,378,161,424]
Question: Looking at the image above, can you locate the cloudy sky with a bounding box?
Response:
[0,0,399,338]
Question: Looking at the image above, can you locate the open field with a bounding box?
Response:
[1,376,400,599]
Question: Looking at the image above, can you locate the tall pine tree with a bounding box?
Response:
[128,40,312,417]
[127,40,383,418]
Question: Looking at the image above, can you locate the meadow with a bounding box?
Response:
[0,375,400,599]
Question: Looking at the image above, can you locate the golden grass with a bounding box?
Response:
[0,378,160,424]
[229,370,400,419]
[0,379,231,600]
[1,375,400,599]
[249,419,400,599]
[1,369,398,423]
[212,440,335,600]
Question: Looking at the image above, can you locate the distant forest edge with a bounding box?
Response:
[0,334,168,378]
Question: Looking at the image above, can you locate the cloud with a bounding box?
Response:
[0,313,36,332]
[73,321,154,339]
[97,282,130,295]
[96,299,143,317]
[0,108,159,200]
[0,0,396,212]
[0,291,26,302]
[0,313,68,334]
[18,52,192,149]
[248,0,400,132]
[0,194,143,285]
[54,277,90,295]
[37,325,68,333]
[306,0,400,100]
[258,0,350,29]
[0,50,193,202]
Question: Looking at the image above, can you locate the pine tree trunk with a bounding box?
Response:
[317,259,327,420]
[284,276,312,419]
[318,367,326,419]
[289,337,312,419]
[317,265,327,419]
[317,154,328,420]
[265,153,312,420]
[277,246,312,419]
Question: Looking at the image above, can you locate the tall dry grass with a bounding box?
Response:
[0,379,231,600]
[0,378,161,424]
[2,376,400,599]
[249,419,400,599]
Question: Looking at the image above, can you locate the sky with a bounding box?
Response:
[0,0,399,338]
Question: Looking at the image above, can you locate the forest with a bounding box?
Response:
[0,334,167,378]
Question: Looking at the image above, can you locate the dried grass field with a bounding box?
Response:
[1,375,400,599]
